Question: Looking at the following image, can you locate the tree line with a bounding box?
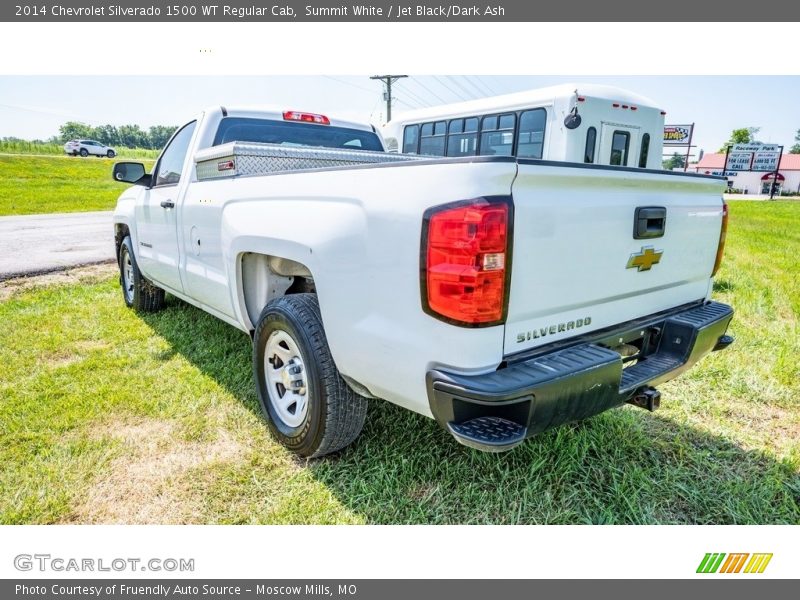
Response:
[57,121,178,149]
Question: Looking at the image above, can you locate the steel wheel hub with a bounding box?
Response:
[264,330,308,427]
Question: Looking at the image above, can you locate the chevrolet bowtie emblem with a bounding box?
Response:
[627,246,663,271]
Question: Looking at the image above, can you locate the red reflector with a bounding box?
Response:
[712,201,728,277]
[424,200,509,325]
[217,160,235,171]
[283,110,330,125]
[622,104,629,109]
[660,111,667,115]
[577,96,586,102]
[612,103,620,108]
[630,106,638,111]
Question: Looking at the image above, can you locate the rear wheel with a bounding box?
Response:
[79,148,88,157]
[253,294,368,458]
[107,150,115,158]
[118,235,165,312]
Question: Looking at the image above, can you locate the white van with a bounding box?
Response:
[382,83,666,169]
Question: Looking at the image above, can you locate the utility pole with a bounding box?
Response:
[370,75,407,122]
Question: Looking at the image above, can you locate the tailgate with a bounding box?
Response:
[505,162,726,356]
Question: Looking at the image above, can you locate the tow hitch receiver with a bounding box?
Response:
[628,387,661,412]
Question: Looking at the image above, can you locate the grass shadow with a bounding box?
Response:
[142,297,800,525]
[713,279,736,293]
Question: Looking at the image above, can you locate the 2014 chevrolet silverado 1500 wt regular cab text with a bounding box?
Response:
[112,88,734,457]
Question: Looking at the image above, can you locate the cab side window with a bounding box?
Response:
[155,122,197,187]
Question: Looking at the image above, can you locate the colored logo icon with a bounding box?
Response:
[697,553,773,574]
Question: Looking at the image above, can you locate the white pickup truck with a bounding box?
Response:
[112,103,733,457]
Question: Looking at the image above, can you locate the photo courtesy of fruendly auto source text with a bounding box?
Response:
[0,0,797,596]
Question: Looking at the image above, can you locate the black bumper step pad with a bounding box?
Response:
[447,417,527,451]
[620,354,682,392]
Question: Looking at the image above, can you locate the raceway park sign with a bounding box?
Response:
[725,144,781,172]
[663,125,693,145]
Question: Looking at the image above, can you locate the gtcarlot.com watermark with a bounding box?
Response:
[14,554,195,572]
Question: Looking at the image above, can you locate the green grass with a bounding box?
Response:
[0,140,159,159]
[0,201,798,524]
[0,154,154,216]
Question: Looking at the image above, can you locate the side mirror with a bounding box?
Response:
[112,162,151,186]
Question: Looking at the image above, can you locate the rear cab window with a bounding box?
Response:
[213,117,384,152]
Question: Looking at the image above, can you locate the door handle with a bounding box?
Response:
[633,206,666,239]
[160,200,175,209]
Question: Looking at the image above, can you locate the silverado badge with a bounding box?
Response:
[627,246,663,272]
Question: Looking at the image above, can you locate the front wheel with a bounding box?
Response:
[253,294,368,458]
[118,235,165,312]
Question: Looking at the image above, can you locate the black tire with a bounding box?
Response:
[107,150,116,158]
[253,293,368,458]
[118,235,165,312]
[79,148,89,157]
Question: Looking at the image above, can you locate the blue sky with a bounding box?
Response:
[1,75,798,156]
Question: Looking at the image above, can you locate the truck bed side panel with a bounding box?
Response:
[218,160,518,417]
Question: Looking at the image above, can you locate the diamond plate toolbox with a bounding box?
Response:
[195,141,420,181]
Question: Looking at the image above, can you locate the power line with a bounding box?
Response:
[410,77,449,104]
[458,76,487,98]
[322,75,377,96]
[433,76,470,102]
[445,76,480,101]
[393,82,433,109]
[466,75,495,97]
[0,102,103,125]
[475,76,501,96]
[367,93,383,123]
[393,98,421,111]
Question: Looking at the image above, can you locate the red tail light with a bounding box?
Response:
[283,110,330,125]
[712,201,728,277]
[422,198,511,326]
